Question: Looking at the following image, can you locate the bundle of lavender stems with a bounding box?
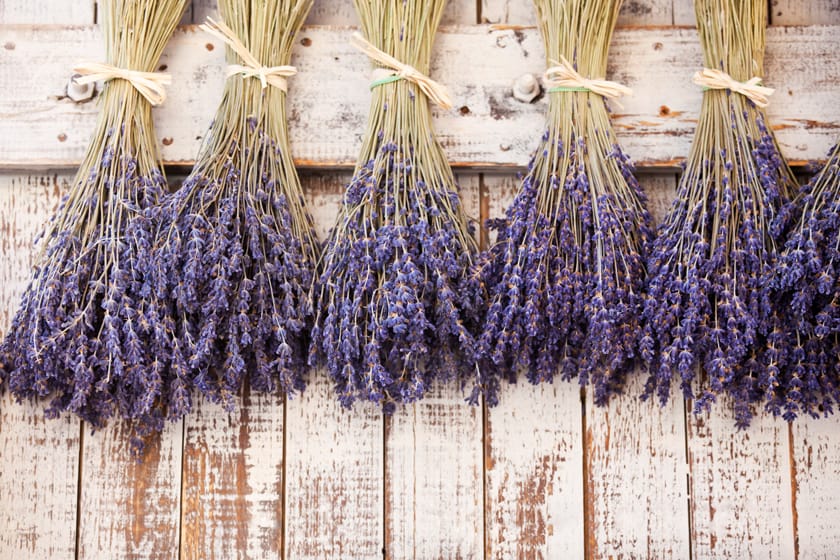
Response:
[476,0,652,405]
[642,0,798,426]
[765,142,840,420]
[145,0,318,423]
[311,0,481,411]
[0,0,186,434]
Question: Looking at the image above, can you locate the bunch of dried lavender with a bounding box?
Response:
[0,0,186,436]
[310,0,481,411]
[146,0,318,417]
[476,0,652,405]
[764,142,840,420]
[642,0,798,427]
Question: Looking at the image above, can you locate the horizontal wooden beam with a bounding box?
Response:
[0,24,837,171]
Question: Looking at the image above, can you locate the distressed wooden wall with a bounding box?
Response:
[1,0,839,559]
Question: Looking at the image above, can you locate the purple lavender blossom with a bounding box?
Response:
[762,143,840,421]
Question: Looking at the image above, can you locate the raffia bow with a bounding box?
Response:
[73,62,171,106]
[693,68,774,108]
[200,17,297,91]
[543,56,632,107]
[349,31,453,110]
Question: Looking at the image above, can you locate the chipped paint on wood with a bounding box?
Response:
[687,401,796,559]
[792,415,840,559]
[180,390,285,560]
[384,174,484,559]
[0,172,81,560]
[77,418,184,559]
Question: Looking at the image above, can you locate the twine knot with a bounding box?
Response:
[200,17,297,91]
[350,32,453,110]
[72,62,171,106]
[544,56,632,107]
[693,68,774,108]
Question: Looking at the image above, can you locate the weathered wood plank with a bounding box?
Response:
[483,173,586,559]
[0,25,837,170]
[0,0,94,24]
[384,174,483,559]
[0,172,81,560]
[385,384,484,559]
[283,172,384,560]
[179,391,285,560]
[687,404,796,559]
[585,379,690,559]
[77,419,184,560]
[771,0,840,26]
[792,415,840,559]
[480,0,674,25]
[585,174,691,560]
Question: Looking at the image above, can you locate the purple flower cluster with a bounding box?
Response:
[311,142,481,412]
[642,102,797,427]
[145,120,318,415]
[0,139,170,441]
[763,143,840,420]
[477,130,653,405]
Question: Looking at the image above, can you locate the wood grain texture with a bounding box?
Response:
[1,25,838,170]
[0,172,81,560]
[384,175,484,560]
[771,0,840,25]
[585,175,691,560]
[0,0,94,23]
[792,415,840,560]
[687,403,796,560]
[672,0,696,26]
[0,398,81,559]
[483,173,586,560]
[180,391,285,560]
[282,172,384,560]
[385,384,484,559]
[77,419,184,560]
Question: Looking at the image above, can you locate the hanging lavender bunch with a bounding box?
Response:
[642,0,798,427]
[0,0,186,436]
[146,0,318,415]
[311,0,481,411]
[476,0,652,406]
[763,142,840,420]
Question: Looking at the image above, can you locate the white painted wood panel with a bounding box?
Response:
[0,172,81,560]
[283,172,384,560]
[180,391,285,560]
[483,173,586,559]
[77,419,184,560]
[793,415,840,560]
[585,172,691,560]
[0,25,837,170]
[384,174,484,559]
[687,404,796,560]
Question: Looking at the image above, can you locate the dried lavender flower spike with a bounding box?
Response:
[0,0,187,444]
[474,0,653,405]
[146,0,318,416]
[764,142,840,421]
[311,0,482,411]
[642,0,798,427]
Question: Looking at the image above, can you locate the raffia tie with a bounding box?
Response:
[349,32,453,110]
[544,56,632,108]
[73,62,171,106]
[693,68,773,108]
[200,17,297,91]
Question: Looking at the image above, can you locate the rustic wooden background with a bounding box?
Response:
[1,0,840,558]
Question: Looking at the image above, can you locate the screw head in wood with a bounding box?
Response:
[67,74,95,102]
[512,73,540,103]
